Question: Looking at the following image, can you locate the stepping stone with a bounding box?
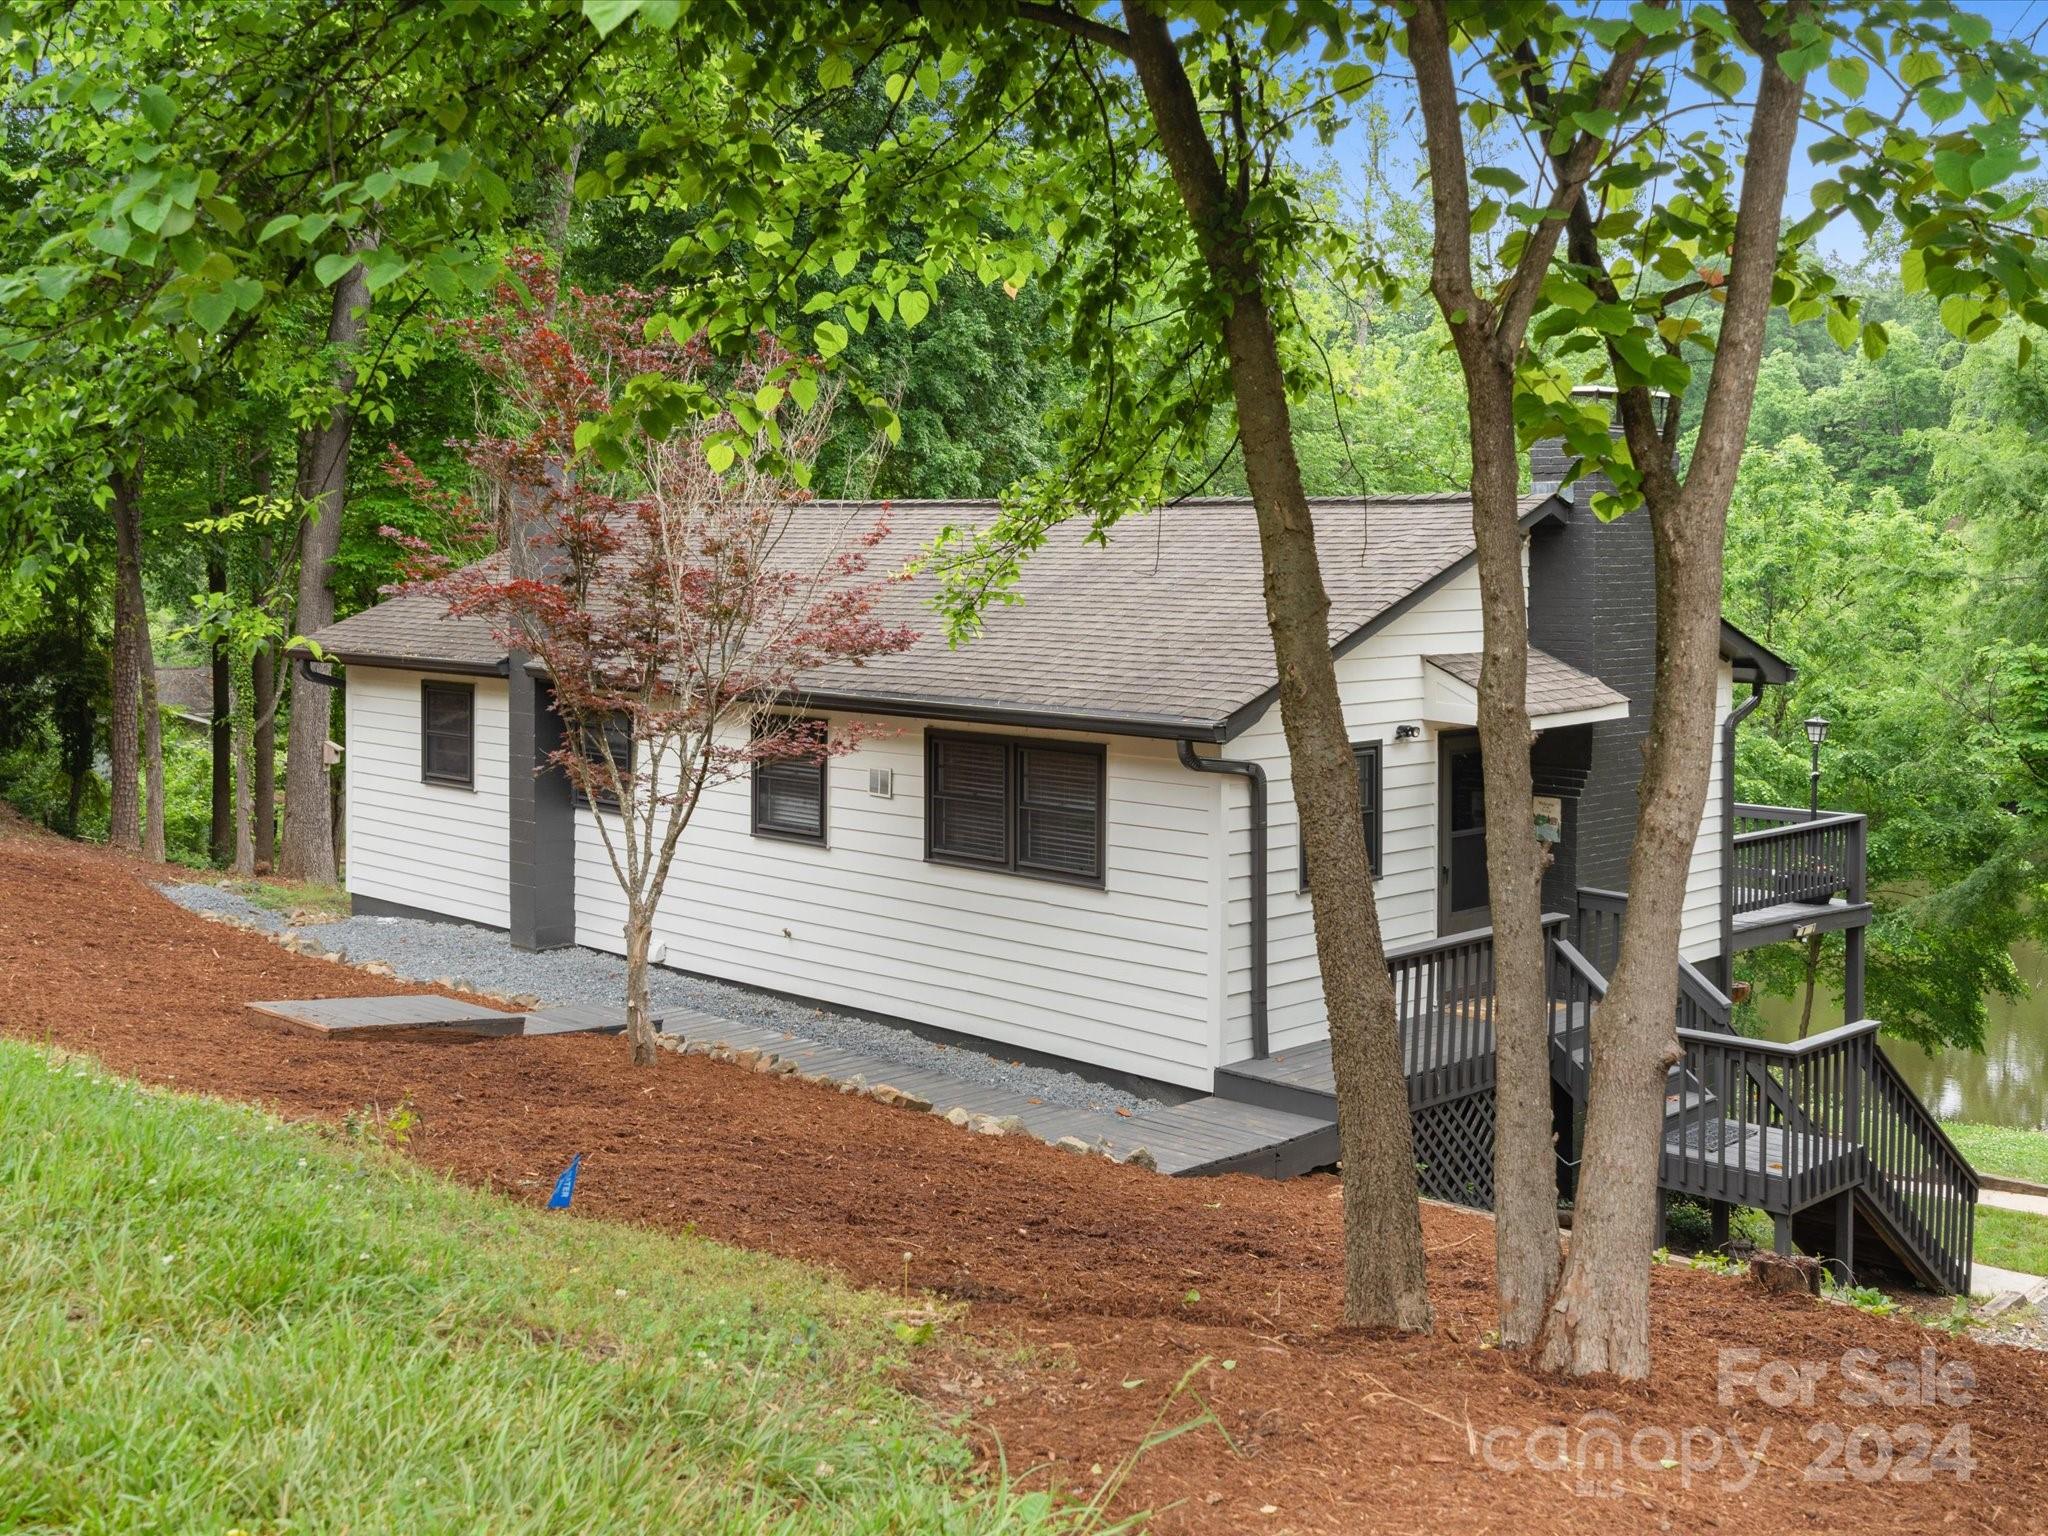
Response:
[247,995,524,1042]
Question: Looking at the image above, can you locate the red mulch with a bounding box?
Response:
[3,815,2040,1534]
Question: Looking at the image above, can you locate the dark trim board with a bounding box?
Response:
[348,893,509,931]
[1731,899,1874,951]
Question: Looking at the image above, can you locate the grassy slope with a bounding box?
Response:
[1946,1122,2048,1186]
[0,1041,1072,1536]
[1975,1207,2048,1278]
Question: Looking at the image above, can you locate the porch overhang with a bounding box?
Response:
[1421,650,1632,731]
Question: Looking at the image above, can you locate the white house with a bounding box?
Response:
[308,447,1800,1098]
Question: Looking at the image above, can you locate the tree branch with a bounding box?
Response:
[1015,2,1132,56]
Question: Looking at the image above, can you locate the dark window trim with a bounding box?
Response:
[924,728,1108,889]
[571,712,634,816]
[419,680,476,790]
[751,716,830,846]
[1299,738,1383,890]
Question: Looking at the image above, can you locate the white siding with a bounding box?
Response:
[343,668,511,928]
[1223,572,1488,1059]
[1680,664,1734,965]
[571,720,1225,1089]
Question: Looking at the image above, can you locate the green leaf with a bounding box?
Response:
[1629,2,1678,36]
[1825,302,1856,349]
[313,251,360,287]
[754,383,784,413]
[189,287,234,334]
[705,438,735,473]
[1472,166,1527,194]
[258,214,300,244]
[817,53,855,91]
[87,222,132,259]
[1330,61,1374,103]
[1899,51,1945,88]
[582,0,642,38]
[789,373,819,411]
[897,288,930,327]
[138,85,175,134]
[1953,12,1993,48]
[1826,57,1868,100]
[813,319,849,358]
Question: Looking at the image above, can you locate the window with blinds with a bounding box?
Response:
[1299,740,1383,887]
[419,681,475,788]
[572,713,634,814]
[752,721,828,843]
[926,732,1104,884]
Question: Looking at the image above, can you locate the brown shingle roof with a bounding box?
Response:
[1423,650,1630,719]
[309,495,1561,736]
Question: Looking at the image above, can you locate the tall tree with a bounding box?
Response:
[278,242,374,882]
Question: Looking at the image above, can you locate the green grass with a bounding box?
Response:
[1944,1121,2048,1186]
[0,1040,1083,1535]
[1975,1205,2048,1278]
[223,875,350,920]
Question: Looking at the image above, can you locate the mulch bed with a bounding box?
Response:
[3,815,2042,1534]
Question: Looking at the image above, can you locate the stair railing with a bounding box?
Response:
[1857,1043,1979,1295]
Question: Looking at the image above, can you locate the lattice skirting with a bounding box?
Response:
[1412,1093,1495,1209]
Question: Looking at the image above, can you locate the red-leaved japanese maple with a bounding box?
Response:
[388,252,915,1064]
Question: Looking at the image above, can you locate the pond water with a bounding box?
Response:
[1750,945,2048,1131]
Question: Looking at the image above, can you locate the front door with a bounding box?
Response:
[1439,732,1490,933]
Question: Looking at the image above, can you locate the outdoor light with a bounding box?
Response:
[1805,715,1831,818]
[1395,723,1422,742]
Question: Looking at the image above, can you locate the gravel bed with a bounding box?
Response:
[160,880,1162,1116]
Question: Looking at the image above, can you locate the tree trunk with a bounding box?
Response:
[209,543,233,865]
[1796,932,1822,1038]
[1461,367,1558,1346]
[58,560,95,838]
[108,463,145,851]
[137,581,165,863]
[253,641,278,872]
[1123,8,1430,1331]
[1535,13,1805,1380]
[624,912,659,1067]
[279,240,374,882]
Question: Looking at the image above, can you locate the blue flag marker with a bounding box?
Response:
[546,1154,582,1210]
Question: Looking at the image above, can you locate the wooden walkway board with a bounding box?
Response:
[247,995,524,1041]
[521,1003,671,1037]
[650,1009,1339,1179]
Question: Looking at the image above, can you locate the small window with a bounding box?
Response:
[926,731,1104,885]
[752,719,828,843]
[571,713,634,814]
[1300,741,1382,887]
[419,681,474,788]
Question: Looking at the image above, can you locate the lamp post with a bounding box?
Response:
[1804,716,1830,820]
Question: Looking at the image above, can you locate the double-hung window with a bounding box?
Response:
[572,713,635,814]
[419,681,475,788]
[751,719,828,843]
[1299,740,1383,886]
[926,731,1104,885]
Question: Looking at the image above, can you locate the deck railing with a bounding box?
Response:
[1661,1021,1976,1292]
[1729,804,1868,917]
[1385,916,1565,1110]
[1571,889,1735,1037]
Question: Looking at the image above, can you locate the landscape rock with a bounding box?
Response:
[1123,1147,1158,1172]
[944,1106,973,1128]
[732,1048,761,1070]
[1055,1136,1092,1156]
[360,960,395,978]
[993,1115,1026,1137]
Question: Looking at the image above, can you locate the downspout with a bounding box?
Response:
[1719,679,1765,984]
[1177,739,1268,1060]
[295,655,343,689]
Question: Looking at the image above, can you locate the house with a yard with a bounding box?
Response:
[307,424,1977,1296]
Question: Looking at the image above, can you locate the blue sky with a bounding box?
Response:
[1318,2,2046,270]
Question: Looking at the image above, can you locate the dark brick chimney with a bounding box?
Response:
[1525,387,1660,893]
